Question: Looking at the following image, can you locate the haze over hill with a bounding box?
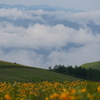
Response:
[0,3,100,69]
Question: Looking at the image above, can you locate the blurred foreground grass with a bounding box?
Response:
[1,80,100,100]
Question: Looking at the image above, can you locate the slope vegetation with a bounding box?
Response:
[80,61,100,70]
[0,61,82,82]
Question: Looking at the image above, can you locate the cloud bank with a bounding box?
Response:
[0,7,100,68]
[1,8,100,25]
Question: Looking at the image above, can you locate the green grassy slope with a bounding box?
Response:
[0,61,82,82]
[80,61,100,70]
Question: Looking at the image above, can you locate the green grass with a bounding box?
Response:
[0,60,82,82]
[80,61,100,70]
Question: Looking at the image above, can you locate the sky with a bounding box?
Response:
[0,0,100,11]
[0,0,100,69]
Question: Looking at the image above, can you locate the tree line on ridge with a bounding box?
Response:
[48,65,100,82]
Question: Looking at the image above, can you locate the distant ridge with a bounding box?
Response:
[0,3,83,12]
[80,61,100,70]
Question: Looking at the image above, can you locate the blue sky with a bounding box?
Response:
[0,0,100,11]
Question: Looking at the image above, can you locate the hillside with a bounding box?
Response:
[0,61,82,82]
[80,61,100,70]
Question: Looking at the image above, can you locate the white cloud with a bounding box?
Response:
[28,9,45,15]
[0,7,100,68]
[0,49,45,68]
[55,11,100,25]
[28,10,100,25]
[1,42,100,69]
[0,21,100,68]
[1,22,99,50]
[0,8,44,21]
[1,8,100,26]
[47,43,100,67]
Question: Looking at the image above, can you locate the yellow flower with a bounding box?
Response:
[4,94,12,100]
[63,88,67,92]
[20,98,25,100]
[81,88,86,92]
[45,97,49,100]
[87,93,93,100]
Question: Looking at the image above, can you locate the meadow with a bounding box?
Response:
[0,61,82,82]
[1,80,100,100]
[1,61,100,100]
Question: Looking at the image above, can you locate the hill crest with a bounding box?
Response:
[80,61,100,70]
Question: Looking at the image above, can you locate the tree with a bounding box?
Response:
[48,66,52,71]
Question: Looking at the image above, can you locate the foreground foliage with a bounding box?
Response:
[1,81,100,100]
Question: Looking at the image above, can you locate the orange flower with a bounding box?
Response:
[60,92,74,100]
[50,93,59,99]
[4,94,12,100]
[97,86,100,92]
[71,89,76,94]
[60,92,69,100]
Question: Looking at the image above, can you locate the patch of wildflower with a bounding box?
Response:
[0,81,100,100]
